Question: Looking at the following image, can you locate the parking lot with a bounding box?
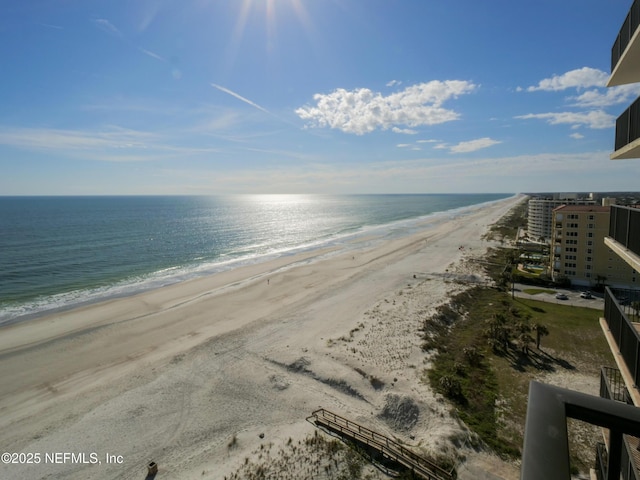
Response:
[512,283,604,310]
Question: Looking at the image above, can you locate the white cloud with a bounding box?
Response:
[0,126,219,162]
[416,139,438,143]
[570,133,584,139]
[449,137,502,153]
[39,23,63,30]
[386,80,401,87]
[396,144,410,148]
[295,80,477,135]
[569,83,640,107]
[93,18,124,38]
[0,126,154,151]
[392,127,418,134]
[152,150,633,195]
[515,110,614,129]
[526,67,608,92]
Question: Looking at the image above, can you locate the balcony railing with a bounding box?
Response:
[596,438,640,480]
[596,442,608,480]
[604,287,640,388]
[601,366,633,404]
[522,381,640,480]
[597,369,640,480]
[612,0,640,73]
[609,205,640,258]
[615,96,640,153]
[621,435,640,480]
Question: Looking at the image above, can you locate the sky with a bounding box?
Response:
[2,0,640,195]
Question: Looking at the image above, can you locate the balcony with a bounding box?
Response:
[599,367,640,480]
[601,366,633,404]
[604,205,640,271]
[609,0,640,87]
[603,288,640,397]
[595,437,640,480]
[521,381,640,480]
[612,97,640,159]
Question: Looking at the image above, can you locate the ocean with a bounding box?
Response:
[0,194,512,325]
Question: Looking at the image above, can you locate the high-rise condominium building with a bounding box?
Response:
[521,2,640,479]
[550,205,637,288]
[527,196,596,243]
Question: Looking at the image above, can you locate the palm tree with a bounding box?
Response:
[515,321,534,355]
[485,313,511,352]
[532,323,550,349]
[594,274,607,292]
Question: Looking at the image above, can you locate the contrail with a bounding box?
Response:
[211,83,270,114]
[139,47,167,62]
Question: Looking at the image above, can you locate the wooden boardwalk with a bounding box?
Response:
[307,408,454,480]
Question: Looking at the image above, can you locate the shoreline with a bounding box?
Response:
[0,195,523,480]
[0,194,517,328]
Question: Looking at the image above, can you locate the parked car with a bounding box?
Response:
[555,293,569,300]
[580,291,594,299]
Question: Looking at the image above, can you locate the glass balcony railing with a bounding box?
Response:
[612,0,640,73]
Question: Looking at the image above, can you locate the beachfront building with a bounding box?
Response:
[521,2,640,479]
[527,195,597,243]
[595,1,640,476]
[550,205,637,288]
[598,205,640,474]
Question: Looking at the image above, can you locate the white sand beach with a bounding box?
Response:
[0,196,524,480]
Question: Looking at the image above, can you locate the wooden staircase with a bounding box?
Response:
[307,408,454,480]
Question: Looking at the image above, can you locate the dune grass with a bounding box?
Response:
[422,257,610,470]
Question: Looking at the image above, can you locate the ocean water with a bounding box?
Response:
[0,194,512,325]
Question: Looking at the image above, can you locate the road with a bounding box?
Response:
[511,283,604,310]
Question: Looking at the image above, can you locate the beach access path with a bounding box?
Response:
[0,195,524,480]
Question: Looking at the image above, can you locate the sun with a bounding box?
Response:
[232,0,312,52]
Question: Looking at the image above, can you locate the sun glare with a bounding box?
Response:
[232,0,312,53]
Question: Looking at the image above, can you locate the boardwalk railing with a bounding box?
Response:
[307,408,454,480]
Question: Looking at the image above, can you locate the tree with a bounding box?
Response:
[484,313,511,352]
[532,323,550,349]
[439,375,462,400]
[514,321,534,355]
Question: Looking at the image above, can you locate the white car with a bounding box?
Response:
[580,291,594,299]
[555,293,568,300]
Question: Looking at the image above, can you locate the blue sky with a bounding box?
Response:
[2,0,640,195]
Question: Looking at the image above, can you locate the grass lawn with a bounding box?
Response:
[423,201,612,473]
[521,288,556,295]
[423,286,611,465]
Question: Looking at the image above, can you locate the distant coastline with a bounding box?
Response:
[0,193,515,326]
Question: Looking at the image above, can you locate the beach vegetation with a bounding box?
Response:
[483,198,527,242]
[369,376,385,390]
[421,252,611,468]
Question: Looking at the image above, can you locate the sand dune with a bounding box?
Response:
[0,196,523,480]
